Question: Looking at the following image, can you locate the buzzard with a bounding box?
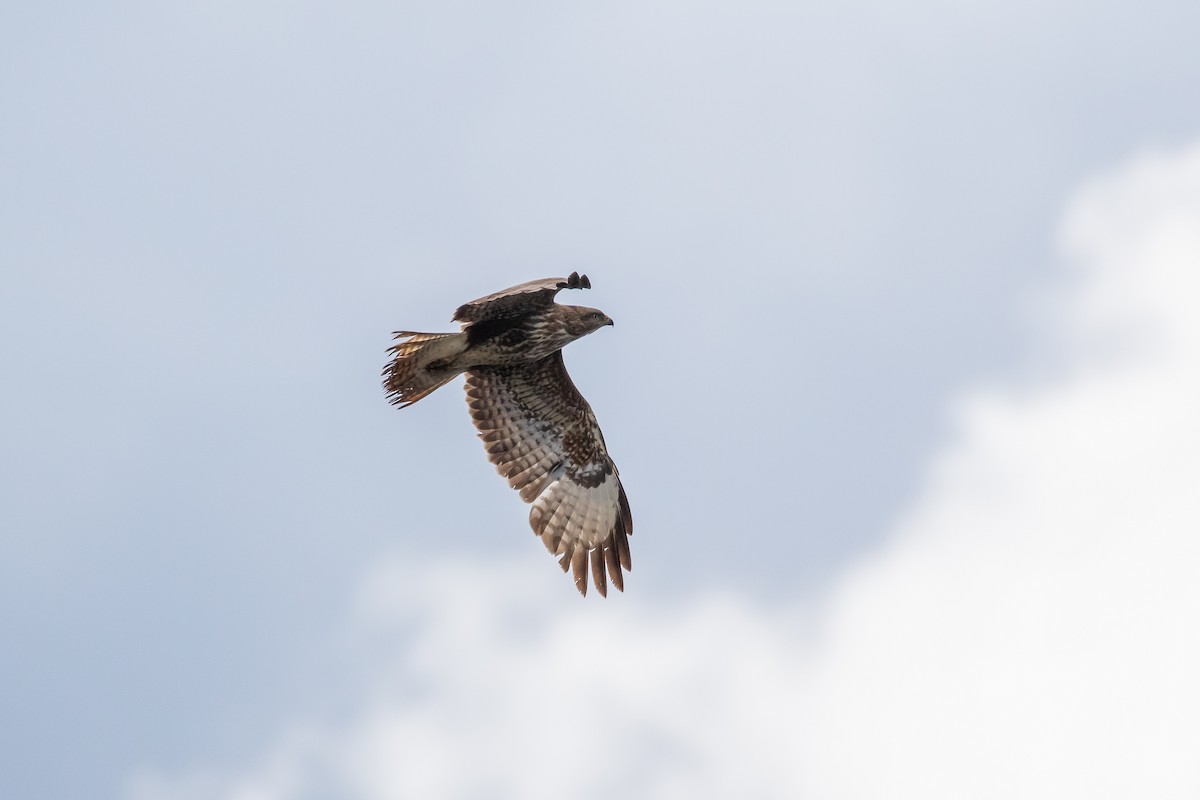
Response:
[383,273,632,596]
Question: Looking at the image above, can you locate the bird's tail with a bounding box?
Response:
[383,331,470,408]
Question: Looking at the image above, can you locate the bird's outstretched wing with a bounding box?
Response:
[453,272,591,324]
[465,351,631,596]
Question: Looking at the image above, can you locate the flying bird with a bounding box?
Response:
[383,273,632,596]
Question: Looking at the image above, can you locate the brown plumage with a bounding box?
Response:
[383,273,632,597]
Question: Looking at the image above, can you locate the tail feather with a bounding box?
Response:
[383,331,469,408]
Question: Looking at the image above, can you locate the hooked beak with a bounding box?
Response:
[605,316,614,327]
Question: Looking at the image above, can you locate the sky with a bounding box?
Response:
[2,2,1200,798]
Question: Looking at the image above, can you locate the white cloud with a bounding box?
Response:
[126,142,1200,799]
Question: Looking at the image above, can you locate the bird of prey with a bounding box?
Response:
[383,273,632,596]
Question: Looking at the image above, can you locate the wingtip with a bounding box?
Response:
[591,546,608,598]
[571,547,588,596]
[615,525,632,572]
[560,271,591,291]
[605,545,624,593]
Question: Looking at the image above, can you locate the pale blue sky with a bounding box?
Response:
[3,2,1200,797]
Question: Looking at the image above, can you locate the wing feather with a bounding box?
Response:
[571,547,588,596]
[464,351,632,596]
[453,272,591,324]
[604,544,623,593]
[591,544,607,598]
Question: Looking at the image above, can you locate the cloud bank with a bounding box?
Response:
[127,143,1200,799]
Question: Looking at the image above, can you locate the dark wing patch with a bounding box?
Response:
[465,351,631,597]
[453,272,591,324]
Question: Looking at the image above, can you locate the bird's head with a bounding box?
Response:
[560,305,614,337]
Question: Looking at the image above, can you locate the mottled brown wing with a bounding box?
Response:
[465,352,632,596]
[452,272,591,324]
